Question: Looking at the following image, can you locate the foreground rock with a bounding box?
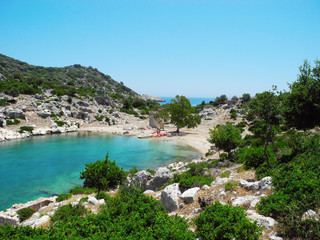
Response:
[180,187,200,204]
[160,183,181,212]
[148,167,173,190]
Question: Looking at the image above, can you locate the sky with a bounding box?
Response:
[0,0,319,97]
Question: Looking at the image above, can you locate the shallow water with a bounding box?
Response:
[0,132,201,210]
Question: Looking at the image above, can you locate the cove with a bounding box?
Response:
[0,132,201,210]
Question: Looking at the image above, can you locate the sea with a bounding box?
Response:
[159,97,215,106]
[0,132,201,210]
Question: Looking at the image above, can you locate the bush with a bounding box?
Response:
[195,202,262,240]
[219,171,230,178]
[95,191,111,202]
[19,126,34,133]
[17,208,36,222]
[0,99,9,106]
[230,109,237,119]
[54,120,67,127]
[51,204,87,223]
[225,182,238,191]
[69,186,97,195]
[80,153,126,198]
[8,87,20,97]
[56,193,72,202]
[213,94,228,106]
[95,115,104,121]
[6,119,20,125]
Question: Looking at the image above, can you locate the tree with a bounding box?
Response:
[80,153,125,198]
[214,94,228,106]
[169,95,201,133]
[284,60,320,130]
[208,122,242,157]
[246,88,282,168]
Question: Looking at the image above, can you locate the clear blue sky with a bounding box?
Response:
[0,0,319,97]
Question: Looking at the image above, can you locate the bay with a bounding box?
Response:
[159,97,215,106]
[0,132,201,210]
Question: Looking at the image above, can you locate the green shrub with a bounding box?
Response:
[220,171,230,178]
[0,99,9,106]
[95,115,104,121]
[80,153,126,198]
[95,191,111,202]
[69,186,97,195]
[56,193,72,202]
[8,87,20,97]
[51,204,87,223]
[19,126,34,133]
[230,109,237,119]
[17,208,36,222]
[146,169,155,175]
[172,172,214,192]
[225,182,238,191]
[6,119,20,125]
[79,197,88,204]
[195,202,262,240]
[54,120,67,127]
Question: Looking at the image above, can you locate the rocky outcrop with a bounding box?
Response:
[141,94,165,102]
[246,210,276,230]
[160,183,181,212]
[301,209,319,221]
[239,176,272,192]
[148,167,173,190]
[180,187,200,204]
[131,170,153,189]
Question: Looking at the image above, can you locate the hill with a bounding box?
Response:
[0,53,137,99]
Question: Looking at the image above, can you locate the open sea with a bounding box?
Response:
[0,132,201,210]
[159,97,215,106]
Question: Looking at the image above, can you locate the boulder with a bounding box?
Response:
[143,190,155,195]
[239,179,260,191]
[180,187,200,204]
[131,170,152,189]
[160,183,181,212]
[246,210,276,230]
[34,94,45,100]
[258,176,272,191]
[301,209,319,221]
[6,108,25,119]
[88,196,99,205]
[148,167,173,190]
[211,177,228,187]
[95,96,112,106]
[232,195,260,208]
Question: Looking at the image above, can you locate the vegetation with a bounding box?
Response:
[68,186,97,195]
[284,60,320,130]
[56,193,72,202]
[0,53,138,99]
[169,95,201,133]
[195,202,262,240]
[246,88,281,168]
[17,208,36,222]
[225,181,238,191]
[212,94,228,106]
[0,188,195,239]
[80,153,126,198]
[208,122,242,156]
[6,119,20,125]
[19,126,34,133]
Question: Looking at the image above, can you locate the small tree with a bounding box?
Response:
[246,88,282,168]
[284,59,320,130]
[208,122,242,157]
[80,153,125,198]
[169,95,201,133]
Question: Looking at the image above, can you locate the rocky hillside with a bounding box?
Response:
[0,53,138,99]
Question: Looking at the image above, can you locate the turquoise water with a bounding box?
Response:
[159,97,215,106]
[0,133,201,210]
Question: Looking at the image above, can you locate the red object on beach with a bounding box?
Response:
[154,133,167,138]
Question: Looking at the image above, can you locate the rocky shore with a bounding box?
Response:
[1,92,290,239]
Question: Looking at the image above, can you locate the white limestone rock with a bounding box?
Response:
[180,187,200,204]
[131,170,152,189]
[301,209,319,221]
[246,210,276,230]
[160,183,181,212]
[202,184,210,190]
[232,195,260,208]
[88,196,99,205]
[259,176,272,191]
[148,167,173,190]
[239,179,260,191]
[143,190,155,195]
[211,177,228,187]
